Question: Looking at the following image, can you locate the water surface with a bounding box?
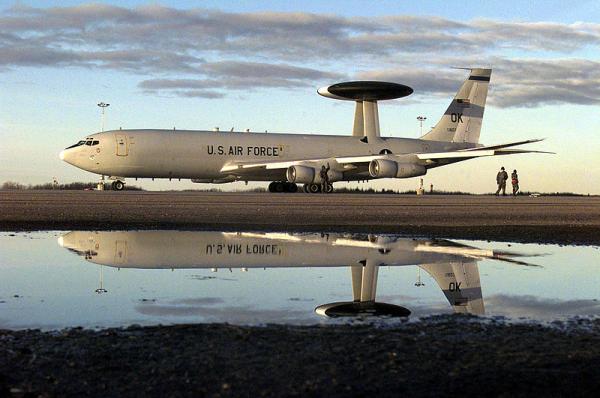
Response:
[1,230,598,329]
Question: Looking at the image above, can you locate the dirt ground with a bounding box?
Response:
[2,191,600,245]
[2,316,600,397]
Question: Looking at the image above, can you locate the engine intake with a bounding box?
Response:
[287,165,316,183]
[369,160,426,179]
[287,165,343,183]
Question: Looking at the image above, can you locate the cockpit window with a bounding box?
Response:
[64,140,87,149]
[92,140,99,145]
[85,141,93,146]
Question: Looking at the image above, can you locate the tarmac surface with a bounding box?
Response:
[2,190,600,244]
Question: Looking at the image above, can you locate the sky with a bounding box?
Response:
[1,0,599,193]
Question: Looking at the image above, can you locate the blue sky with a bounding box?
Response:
[1,0,599,193]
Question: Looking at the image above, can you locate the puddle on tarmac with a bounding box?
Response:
[0,231,599,330]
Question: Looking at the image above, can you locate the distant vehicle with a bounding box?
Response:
[60,68,548,192]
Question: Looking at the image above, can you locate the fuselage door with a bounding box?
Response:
[115,134,129,156]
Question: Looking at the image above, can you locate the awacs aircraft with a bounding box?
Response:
[60,68,547,192]
[58,230,540,317]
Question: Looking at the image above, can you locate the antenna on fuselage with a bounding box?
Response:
[317,82,413,140]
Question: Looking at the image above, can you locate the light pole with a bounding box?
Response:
[95,265,108,294]
[97,102,110,132]
[415,267,425,287]
[417,116,427,136]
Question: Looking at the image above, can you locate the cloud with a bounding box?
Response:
[359,58,600,108]
[357,68,465,96]
[135,296,314,324]
[490,58,600,107]
[2,4,600,107]
[469,19,600,52]
[486,294,600,318]
[139,61,344,97]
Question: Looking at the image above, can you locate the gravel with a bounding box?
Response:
[2,316,600,397]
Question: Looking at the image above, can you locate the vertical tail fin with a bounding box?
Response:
[419,260,484,315]
[421,68,491,144]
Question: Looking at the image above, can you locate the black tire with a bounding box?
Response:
[286,183,298,193]
[112,180,125,191]
[325,183,334,193]
[274,182,285,193]
[303,184,310,193]
[308,183,321,194]
[268,182,277,193]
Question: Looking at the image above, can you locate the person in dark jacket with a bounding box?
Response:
[511,169,519,196]
[495,167,508,196]
[320,163,330,193]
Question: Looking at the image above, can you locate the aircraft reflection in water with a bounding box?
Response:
[58,231,538,318]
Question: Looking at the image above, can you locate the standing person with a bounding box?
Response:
[320,163,330,193]
[511,169,519,196]
[495,167,508,196]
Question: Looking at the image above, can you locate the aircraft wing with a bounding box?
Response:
[221,138,551,175]
[416,148,552,161]
[220,156,378,175]
[416,138,553,162]
[461,138,545,151]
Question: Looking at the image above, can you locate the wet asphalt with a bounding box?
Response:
[1,191,599,245]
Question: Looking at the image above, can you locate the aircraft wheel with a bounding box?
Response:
[112,180,125,191]
[308,183,321,194]
[303,184,310,193]
[274,182,285,193]
[268,182,277,193]
[286,182,298,193]
[325,183,334,193]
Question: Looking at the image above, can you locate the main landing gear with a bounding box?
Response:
[303,183,334,194]
[111,180,125,191]
[268,181,298,193]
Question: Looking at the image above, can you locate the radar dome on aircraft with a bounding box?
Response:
[317,81,414,140]
[317,81,413,101]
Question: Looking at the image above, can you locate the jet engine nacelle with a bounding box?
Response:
[287,165,316,183]
[287,165,343,183]
[368,160,426,179]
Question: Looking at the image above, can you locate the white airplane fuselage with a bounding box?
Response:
[60,129,470,182]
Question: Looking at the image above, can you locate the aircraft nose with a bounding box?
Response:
[59,149,75,165]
